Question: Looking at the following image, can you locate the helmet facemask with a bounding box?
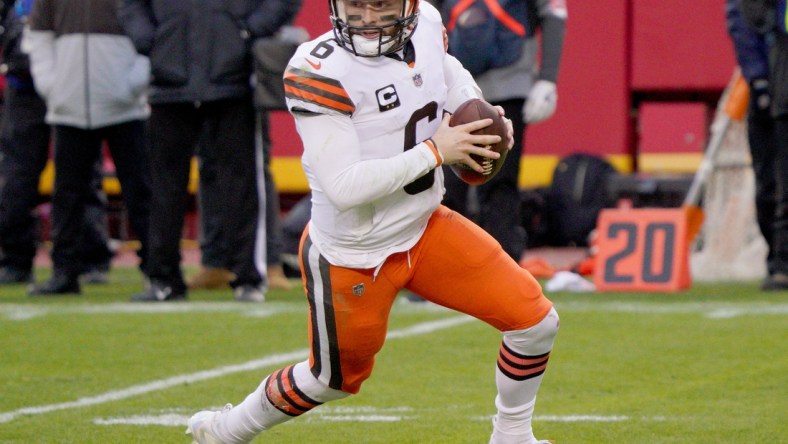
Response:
[330,0,419,57]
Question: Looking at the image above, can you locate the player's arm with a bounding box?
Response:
[523,0,566,124]
[297,111,500,211]
[535,0,567,85]
[295,112,443,211]
[117,0,157,55]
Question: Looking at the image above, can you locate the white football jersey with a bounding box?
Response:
[285,3,479,269]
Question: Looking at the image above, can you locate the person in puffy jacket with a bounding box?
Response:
[118,0,299,302]
[22,0,152,295]
[0,0,111,287]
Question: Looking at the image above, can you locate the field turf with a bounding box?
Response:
[1,267,786,443]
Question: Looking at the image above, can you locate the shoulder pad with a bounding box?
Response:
[284,35,356,116]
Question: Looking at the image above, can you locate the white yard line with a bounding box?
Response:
[535,415,666,422]
[93,411,667,427]
[4,300,787,321]
[0,316,473,424]
[553,301,788,318]
[0,302,298,321]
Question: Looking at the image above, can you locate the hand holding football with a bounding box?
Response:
[448,98,509,185]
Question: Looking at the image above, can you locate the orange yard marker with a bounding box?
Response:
[593,208,693,292]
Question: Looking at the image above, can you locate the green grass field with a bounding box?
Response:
[1,267,786,443]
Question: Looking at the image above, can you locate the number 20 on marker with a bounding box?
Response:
[593,209,691,292]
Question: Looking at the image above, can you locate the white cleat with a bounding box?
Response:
[186,404,231,444]
[489,434,554,444]
[489,415,553,444]
[490,437,554,444]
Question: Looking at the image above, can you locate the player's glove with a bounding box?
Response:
[523,80,557,123]
[749,78,770,112]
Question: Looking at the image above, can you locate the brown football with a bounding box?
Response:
[448,98,508,185]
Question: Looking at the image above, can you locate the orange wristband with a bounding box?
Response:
[424,138,442,167]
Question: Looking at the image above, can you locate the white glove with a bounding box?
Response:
[523,80,558,124]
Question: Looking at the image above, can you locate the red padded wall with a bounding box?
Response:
[631,0,736,91]
[526,0,631,157]
[639,102,707,153]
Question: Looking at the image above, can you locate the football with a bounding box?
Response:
[448,98,509,185]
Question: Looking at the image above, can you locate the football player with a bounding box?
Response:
[187,1,559,443]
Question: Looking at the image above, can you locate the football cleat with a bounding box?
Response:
[186,404,231,444]
[489,435,554,444]
[489,415,554,444]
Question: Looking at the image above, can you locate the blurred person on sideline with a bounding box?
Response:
[726,0,780,290]
[21,0,151,295]
[429,0,566,261]
[185,1,559,443]
[0,0,112,286]
[187,15,306,294]
[187,115,294,292]
[738,0,788,290]
[186,111,293,290]
[185,134,238,291]
[119,0,298,302]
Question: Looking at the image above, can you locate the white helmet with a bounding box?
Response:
[329,0,420,57]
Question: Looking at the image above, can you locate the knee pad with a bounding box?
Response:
[503,307,559,356]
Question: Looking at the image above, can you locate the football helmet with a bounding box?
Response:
[329,0,420,57]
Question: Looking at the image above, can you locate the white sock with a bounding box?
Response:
[212,376,289,444]
[491,308,559,444]
[490,398,537,444]
[213,361,348,443]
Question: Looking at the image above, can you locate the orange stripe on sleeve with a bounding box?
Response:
[284,66,356,115]
[284,84,355,114]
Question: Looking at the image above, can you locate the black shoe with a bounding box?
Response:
[28,273,80,296]
[0,266,32,284]
[761,273,788,291]
[130,281,187,302]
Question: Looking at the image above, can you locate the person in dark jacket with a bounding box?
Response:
[23,0,152,294]
[726,0,780,289]
[738,0,788,290]
[118,0,300,302]
[187,22,307,293]
[0,0,113,287]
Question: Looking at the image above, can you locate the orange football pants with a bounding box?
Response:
[298,205,553,394]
